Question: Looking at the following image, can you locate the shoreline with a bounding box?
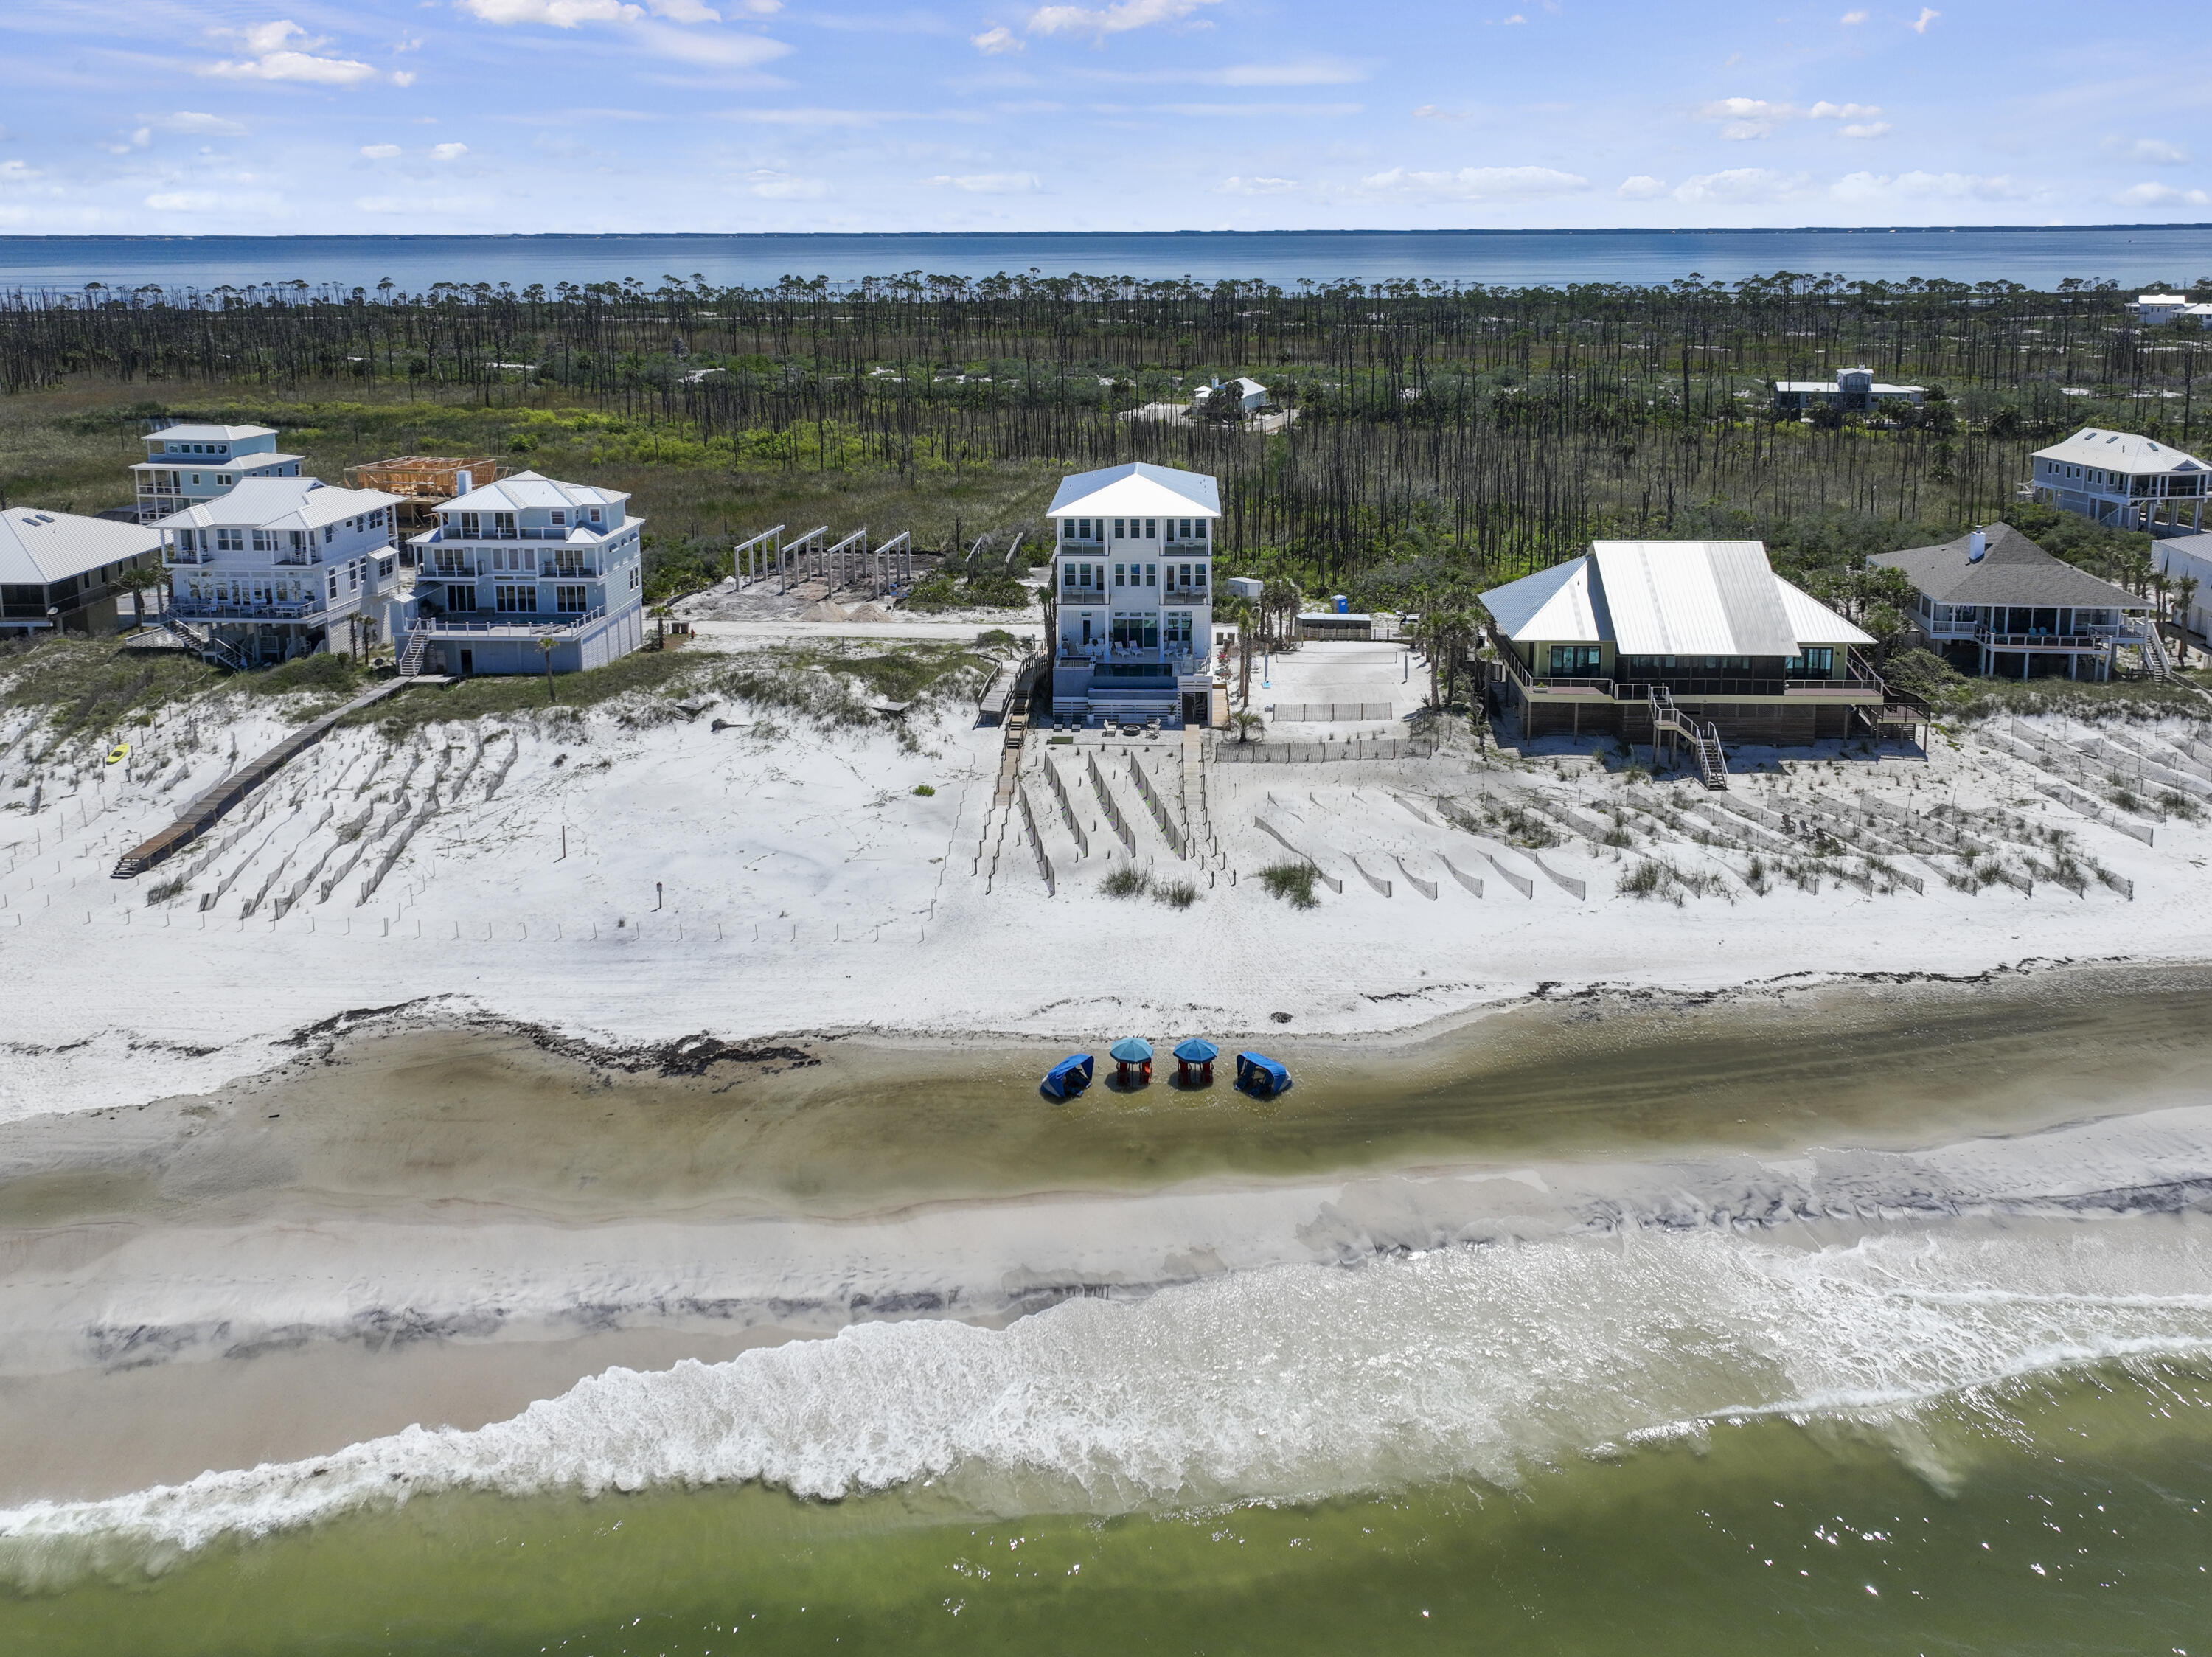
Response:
[6,959,2212,1507]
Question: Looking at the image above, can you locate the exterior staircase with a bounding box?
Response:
[163,614,248,672]
[1691,721,1729,790]
[1644,686,1728,789]
[2141,625,2177,679]
[397,628,430,677]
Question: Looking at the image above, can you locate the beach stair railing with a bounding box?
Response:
[1253,815,1344,893]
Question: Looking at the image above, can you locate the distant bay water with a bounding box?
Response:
[3,226,2212,295]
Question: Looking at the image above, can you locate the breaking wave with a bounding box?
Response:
[7,1226,2212,1580]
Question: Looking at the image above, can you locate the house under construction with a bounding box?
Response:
[346,458,507,540]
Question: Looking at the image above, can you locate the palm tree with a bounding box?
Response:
[1230,711,1264,744]
[1260,575,1301,645]
[1219,596,1256,706]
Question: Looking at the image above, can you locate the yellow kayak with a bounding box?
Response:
[105,743,131,765]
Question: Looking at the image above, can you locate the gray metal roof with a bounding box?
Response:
[1870,524,2146,609]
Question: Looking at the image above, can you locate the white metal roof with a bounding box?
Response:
[1048,462,1222,519]
[441,470,630,513]
[1775,575,1876,647]
[1484,541,1865,652]
[1774,379,1923,395]
[147,423,278,442]
[153,477,401,533]
[0,508,159,587]
[1478,557,1609,645]
[1592,541,1799,657]
[2031,427,2209,473]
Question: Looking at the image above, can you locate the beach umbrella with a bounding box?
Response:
[1109,1036,1154,1063]
[1172,1038,1218,1064]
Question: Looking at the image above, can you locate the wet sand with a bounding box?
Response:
[4,959,2211,1509]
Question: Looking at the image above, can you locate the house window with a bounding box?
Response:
[588,507,602,524]
[218,529,243,551]
[1783,648,1834,678]
[1164,611,1192,647]
[216,474,232,486]
[1110,611,1159,648]
[495,585,536,613]
[378,557,395,578]
[1113,518,1126,540]
[1145,519,1157,538]
[1145,564,1158,587]
[460,513,481,538]
[1193,521,1206,541]
[555,585,588,613]
[1547,645,1601,675]
[550,510,566,527]
[1114,563,1126,587]
[446,584,477,611]
[327,574,339,599]
[1063,521,1077,540]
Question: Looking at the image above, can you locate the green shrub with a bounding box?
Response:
[912,783,936,796]
[1257,861,1318,909]
[1155,879,1198,909]
[1102,865,1149,898]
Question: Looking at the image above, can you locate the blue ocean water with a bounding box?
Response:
[2,226,2211,295]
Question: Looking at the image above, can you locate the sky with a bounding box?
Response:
[0,0,2207,236]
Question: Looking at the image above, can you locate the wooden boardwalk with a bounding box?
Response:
[111,676,441,879]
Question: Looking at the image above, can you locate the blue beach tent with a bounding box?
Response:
[1042,1054,1094,1100]
[1109,1037,1154,1063]
[1234,1052,1293,1097]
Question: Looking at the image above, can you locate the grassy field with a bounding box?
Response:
[0,377,1068,600]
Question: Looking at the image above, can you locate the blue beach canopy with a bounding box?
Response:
[1172,1038,1219,1063]
[1109,1037,1154,1063]
[1042,1054,1094,1100]
[1234,1052,1292,1097]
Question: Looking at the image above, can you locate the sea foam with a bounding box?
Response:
[6,1226,2212,1574]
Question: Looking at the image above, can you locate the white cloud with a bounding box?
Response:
[1616,174,1668,199]
[745,170,825,198]
[631,23,791,69]
[2105,137,2191,166]
[361,143,403,158]
[1829,169,2024,204]
[204,23,382,84]
[1840,8,1867,21]
[1840,122,1889,139]
[930,172,1042,192]
[2118,182,2212,208]
[1,160,46,182]
[147,111,250,136]
[1207,60,1366,85]
[1027,0,1221,38]
[1360,164,1590,201]
[1217,176,1299,195]
[1910,7,1939,32]
[102,128,154,155]
[431,142,470,160]
[1486,13,1528,23]
[1698,96,1880,139]
[461,0,643,21]
[1672,167,1808,205]
[145,192,224,212]
[392,70,418,87]
[647,0,723,18]
[972,24,1023,52]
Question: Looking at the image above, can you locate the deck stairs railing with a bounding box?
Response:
[162,614,248,671]
[397,628,430,677]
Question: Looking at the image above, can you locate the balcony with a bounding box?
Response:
[169,598,323,622]
[1161,586,1211,605]
[415,605,607,638]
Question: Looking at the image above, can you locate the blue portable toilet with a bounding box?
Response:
[1333,594,1349,614]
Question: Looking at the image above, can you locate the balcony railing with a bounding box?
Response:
[419,525,608,545]
[1161,586,1211,604]
[416,605,607,636]
[168,598,323,622]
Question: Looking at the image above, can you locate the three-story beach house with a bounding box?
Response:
[131,424,304,523]
[405,470,644,675]
[2027,428,2209,533]
[156,478,403,667]
[1048,462,1218,727]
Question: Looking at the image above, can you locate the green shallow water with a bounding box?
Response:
[9,1365,2212,1656]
